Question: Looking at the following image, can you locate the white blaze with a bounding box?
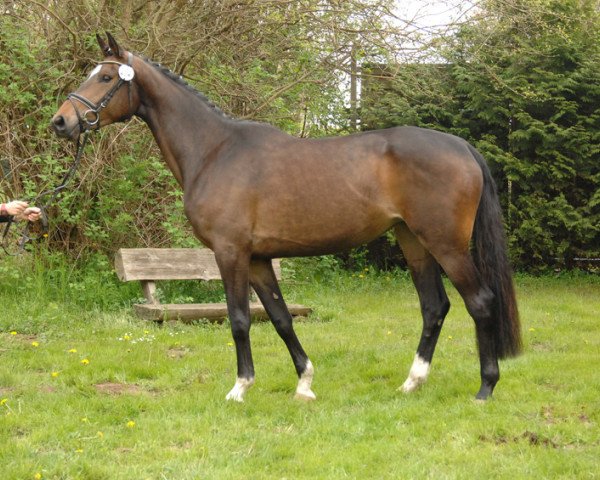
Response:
[87,65,102,80]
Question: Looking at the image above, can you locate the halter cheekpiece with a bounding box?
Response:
[67,52,135,132]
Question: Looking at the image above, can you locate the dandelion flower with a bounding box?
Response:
[227,342,234,347]
[448,335,453,340]
[80,358,90,365]
[126,420,135,428]
[75,448,83,453]
[51,372,59,378]
[81,417,89,423]
[529,327,535,332]
[123,334,131,341]
[68,348,77,353]
[31,341,39,347]
[34,473,42,480]
[10,331,17,336]
[0,398,7,406]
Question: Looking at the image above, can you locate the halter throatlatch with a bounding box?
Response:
[67,52,135,132]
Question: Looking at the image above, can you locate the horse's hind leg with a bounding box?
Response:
[395,225,451,393]
[249,258,316,401]
[434,250,499,400]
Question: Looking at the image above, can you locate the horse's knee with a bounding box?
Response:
[230,318,250,342]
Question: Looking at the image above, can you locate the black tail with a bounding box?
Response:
[468,144,522,359]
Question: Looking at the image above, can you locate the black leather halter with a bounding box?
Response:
[67,52,135,132]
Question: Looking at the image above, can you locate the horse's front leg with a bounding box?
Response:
[214,248,254,402]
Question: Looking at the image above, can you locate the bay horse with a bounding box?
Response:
[51,33,521,402]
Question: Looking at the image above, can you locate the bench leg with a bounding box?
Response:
[250,258,316,401]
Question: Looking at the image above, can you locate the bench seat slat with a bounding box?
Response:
[115,248,282,281]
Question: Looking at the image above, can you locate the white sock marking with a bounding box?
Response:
[401,354,430,393]
[295,360,316,401]
[225,377,254,402]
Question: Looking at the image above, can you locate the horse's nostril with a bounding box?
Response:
[51,115,66,131]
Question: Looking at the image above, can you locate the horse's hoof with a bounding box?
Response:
[400,378,421,393]
[225,377,254,402]
[225,392,245,402]
[294,389,317,402]
[475,384,494,401]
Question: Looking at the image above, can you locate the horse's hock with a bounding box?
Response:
[114,248,312,322]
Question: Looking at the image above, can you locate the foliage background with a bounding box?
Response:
[1,0,598,271]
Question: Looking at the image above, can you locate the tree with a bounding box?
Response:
[450,0,600,269]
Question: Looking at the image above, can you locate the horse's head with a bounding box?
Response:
[51,33,140,140]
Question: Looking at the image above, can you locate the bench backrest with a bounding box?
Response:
[115,248,282,281]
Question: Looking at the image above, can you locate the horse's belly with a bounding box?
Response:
[251,206,398,257]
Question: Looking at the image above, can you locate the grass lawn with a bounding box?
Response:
[1,269,599,479]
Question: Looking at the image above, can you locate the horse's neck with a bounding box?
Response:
[137,65,231,188]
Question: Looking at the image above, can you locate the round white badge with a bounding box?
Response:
[118,65,135,81]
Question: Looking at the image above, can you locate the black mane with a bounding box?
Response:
[145,59,230,119]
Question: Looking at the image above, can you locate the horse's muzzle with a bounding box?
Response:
[50,114,79,140]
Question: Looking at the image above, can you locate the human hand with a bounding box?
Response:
[4,200,29,216]
[21,207,42,222]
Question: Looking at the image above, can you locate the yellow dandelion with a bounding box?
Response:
[227,342,234,347]
[34,473,42,480]
[10,331,17,336]
[123,334,131,341]
[75,448,83,453]
[31,341,39,347]
[81,417,89,423]
[80,358,90,365]
[448,335,453,340]
[0,398,8,406]
[126,420,135,428]
[68,348,77,353]
[51,371,59,378]
[387,330,392,335]
[529,327,535,332]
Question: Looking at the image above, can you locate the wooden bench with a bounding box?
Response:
[114,248,311,322]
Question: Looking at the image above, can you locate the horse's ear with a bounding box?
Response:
[96,33,112,57]
[105,31,124,59]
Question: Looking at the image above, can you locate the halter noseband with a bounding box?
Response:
[67,52,135,132]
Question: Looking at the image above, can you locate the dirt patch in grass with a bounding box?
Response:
[167,346,189,359]
[94,382,146,395]
[479,431,560,448]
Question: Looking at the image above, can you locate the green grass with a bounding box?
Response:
[1,266,599,479]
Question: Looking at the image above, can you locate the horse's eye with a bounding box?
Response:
[101,75,112,82]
